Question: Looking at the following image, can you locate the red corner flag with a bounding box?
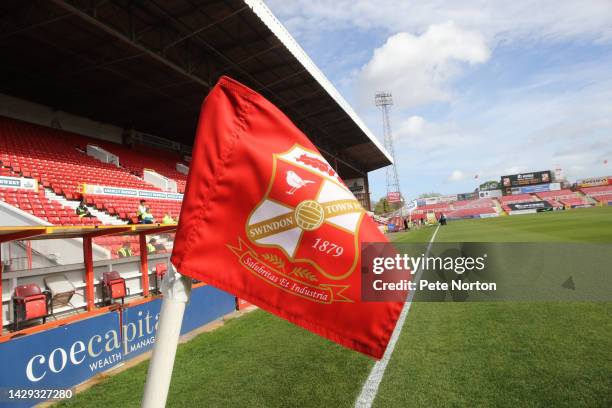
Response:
[172,76,403,359]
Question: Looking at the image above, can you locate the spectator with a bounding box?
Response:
[75,199,93,218]
[148,237,167,253]
[137,199,147,221]
[162,213,175,224]
[147,238,157,254]
[141,207,155,224]
[117,242,132,258]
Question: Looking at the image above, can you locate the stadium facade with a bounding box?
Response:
[391,170,611,231]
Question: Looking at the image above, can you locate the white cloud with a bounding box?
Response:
[264,0,612,199]
[381,63,612,198]
[393,116,482,152]
[448,170,466,182]
[356,22,490,109]
[396,115,425,138]
[266,0,612,44]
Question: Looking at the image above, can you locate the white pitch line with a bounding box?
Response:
[355,225,440,408]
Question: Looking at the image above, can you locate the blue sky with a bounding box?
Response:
[265,0,612,201]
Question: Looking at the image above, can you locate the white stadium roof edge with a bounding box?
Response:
[0,0,392,180]
[245,0,393,164]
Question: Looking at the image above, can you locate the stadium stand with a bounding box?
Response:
[0,117,160,199]
[0,165,18,177]
[0,0,390,368]
[423,203,452,211]
[85,195,182,224]
[453,198,494,209]
[499,194,539,213]
[408,198,498,221]
[446,207,497,219]
[93,142,189,193]
[92,233,172,259]
[0,188,101,225]
[536,189,591,208]
[0,116,185,225]
[499,194,536,204]
[445,198,497,219]
[580,185,612,205]
[93,235,141,259]
[409,202,451,222]
[416,203,452,214]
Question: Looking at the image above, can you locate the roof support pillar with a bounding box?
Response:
[140,233,150,297]
[83,236,95,311]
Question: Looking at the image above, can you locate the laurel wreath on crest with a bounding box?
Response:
[261,253,285,270]
[261,253,317,282]
[290,266,318,282]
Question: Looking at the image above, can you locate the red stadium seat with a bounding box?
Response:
[154,263,168,294]
[13,283,49,330]
[102,271,127,305]
[0,116,185,259]
[580,186,612,204]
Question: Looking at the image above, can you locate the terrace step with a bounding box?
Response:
[44,188,127,226]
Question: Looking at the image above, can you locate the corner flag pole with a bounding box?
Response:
[142,265,192,408]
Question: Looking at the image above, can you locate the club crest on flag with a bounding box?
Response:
[173,77,405,358]
[228,145,364,303]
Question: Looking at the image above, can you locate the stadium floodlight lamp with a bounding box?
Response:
[375,92,393,107]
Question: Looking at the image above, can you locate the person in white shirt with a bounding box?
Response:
[137,199,147,221]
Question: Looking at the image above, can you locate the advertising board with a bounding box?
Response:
[501,170,551,188]
[387,192,401,203]
[457,192,477,201]
[576,176,609,188]
[507,201,552,212]
[478,189,502,198]
[479,180,501,191]
[0,176,38,192]
[0,286,235,407]
[83,185,183,201]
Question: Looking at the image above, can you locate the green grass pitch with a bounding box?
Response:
[55,207,612,407]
